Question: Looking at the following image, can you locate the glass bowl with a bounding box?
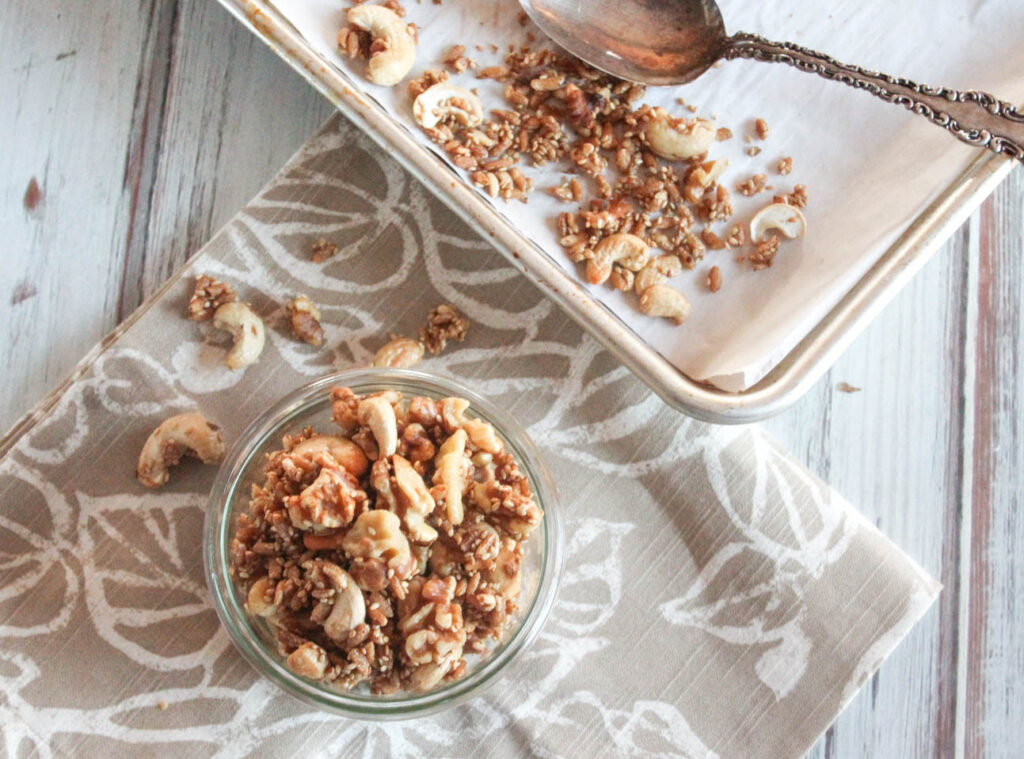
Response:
[203,368,563,719]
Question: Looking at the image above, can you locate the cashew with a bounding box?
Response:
[137,412,224,488]
[212,302,265,370]
[245,577,277,618]
[372,337,424,368]
[320,562,366,641]
[413,83,483,130]
[433,428,468,525]
[440,397,503,454]
[638,284,691,325]
[645,114,717,161]
[585,233,649,286]
[392,455,438,543]
[342,510,416,580]
[286,641,328,679]
[346,5,416,87]
[634,255,683,296]
[357,396,398,457]
[749,202,807,243]
[290,435,369,478]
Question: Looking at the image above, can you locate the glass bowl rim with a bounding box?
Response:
[203,367,564,719]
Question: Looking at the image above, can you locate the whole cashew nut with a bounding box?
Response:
[585,233,650,286]
[357,396,398,457]
[372,336,424,369]
[749,203,807,243]
[346,5,416,87]
[137,412,225,488]
[320,562,366,642]
[638,284,692,325]
[413,83,484,130]
[290,435,369,478]
[645,114,717,161]
[212,301,265,370]
[634,255,683,296]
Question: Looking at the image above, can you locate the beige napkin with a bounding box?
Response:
[0,115,938,759]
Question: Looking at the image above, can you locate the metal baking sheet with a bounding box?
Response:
[216,0,1017,422]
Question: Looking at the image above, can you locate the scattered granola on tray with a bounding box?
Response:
[334,5,810,320]
[229,387,542,694]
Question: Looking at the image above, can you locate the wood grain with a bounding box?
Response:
[0,0,332,431]
[2,0,1022,755]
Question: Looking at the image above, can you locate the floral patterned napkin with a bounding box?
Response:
[0,115,938,759]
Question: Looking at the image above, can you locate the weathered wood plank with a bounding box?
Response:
[766,218,973,757]
[0,0,164,432]
[964,167,1024,759]
[134,0,334,305]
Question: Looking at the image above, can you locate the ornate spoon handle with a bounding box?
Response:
[722,32,1024,161]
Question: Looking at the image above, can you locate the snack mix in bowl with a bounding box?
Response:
[228,384,544,696]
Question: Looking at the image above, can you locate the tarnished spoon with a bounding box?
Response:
[519,0,1024,161]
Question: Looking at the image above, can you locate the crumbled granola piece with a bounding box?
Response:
[418,304,469,354]
[778,157,793,175]
[754,118,770,139]
[311,237,339,263]
[716,126,733,141]
[748,235,781,270]
[442,44,473,73]
[774,184,809,208]
[747,146,762,157]
[187,275,236,321]
[735,173,768,197]
[286,296,325,347]
[725,223,745,248]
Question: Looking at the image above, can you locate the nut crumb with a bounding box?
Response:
[418,304,469,354]
[157,701,168,711]
[747,146,762,157]
[837,382,861,394]
[311,238,340,263]
[188,275,237,321]
[716,127,733,141]
[707,266,722,293]
[286,296,325,347]
[778,157,793,175]
[754,118,769,139]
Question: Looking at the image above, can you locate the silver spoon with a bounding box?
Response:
[520,0,1024,161]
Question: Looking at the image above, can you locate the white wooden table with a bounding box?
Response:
[2,1,1021,756]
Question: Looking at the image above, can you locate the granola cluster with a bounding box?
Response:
[229,387,542,694]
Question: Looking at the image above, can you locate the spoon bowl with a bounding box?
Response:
[520,0,726,85]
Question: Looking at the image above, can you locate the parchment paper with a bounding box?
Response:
[269,0,1024,390]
